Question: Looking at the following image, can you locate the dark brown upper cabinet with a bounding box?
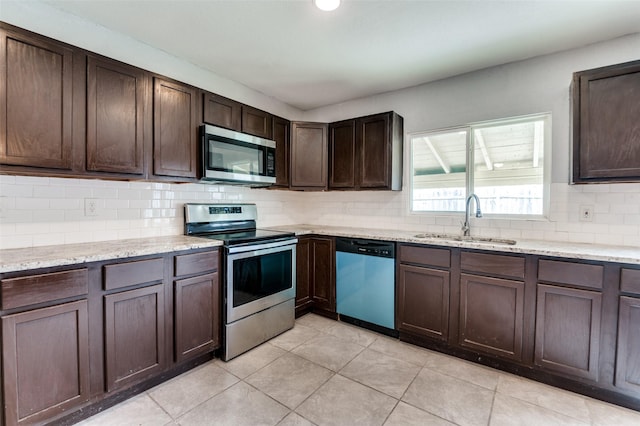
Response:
[153,77,198,180]
[572,60,640,183]
[202,92,242,132]
[242,105,272,139]
[290,121,328,190]
[86,55,148,176]
[0,24,80,172]
[272,116,290,187]
[202,92,273,139]
[329,111,403,191]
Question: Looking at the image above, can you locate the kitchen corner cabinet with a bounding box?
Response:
[295,236,336,316]
[1,268,90,426]
[86,54,148,176]
[152,77,198,180]
[290,122,328,190]
[534,259,604,381]
[572,60,640,183]
[615,268,640,394]
[0,24,79,172]
[328,112,403,191]
[273,116,291,187]
[397,245,451,341]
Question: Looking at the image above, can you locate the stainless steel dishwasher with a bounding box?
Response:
[335,238,397,336]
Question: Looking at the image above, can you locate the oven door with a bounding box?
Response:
[226,239,297,323]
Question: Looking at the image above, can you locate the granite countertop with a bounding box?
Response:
[1,225,638,274]
[268,224,640,265]
[0,235,222,273]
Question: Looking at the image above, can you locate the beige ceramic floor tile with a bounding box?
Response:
[292,334,364,371]
[296,374,397,426]
[148,361,239,418]
[270,324,320,351]
[177,381,289,426]
[423,351,500,390]
[246,353,333,409]
[587,398,640,426]
[324,322,379,346]
[76,394,171,426]
[340,348,420,398]
[368,336,432,366]
[384,402,456,426]
[277,412,317,426]
[216,343,286,379]
[295,313,339,333]
[490,393,588,426]
[402,368,494,426]
[496,373,591,423]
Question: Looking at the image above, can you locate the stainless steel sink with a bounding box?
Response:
[413,233,516,245]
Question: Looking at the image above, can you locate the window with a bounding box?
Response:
[410,113,550,216]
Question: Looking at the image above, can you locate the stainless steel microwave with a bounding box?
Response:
[200,124,276,186]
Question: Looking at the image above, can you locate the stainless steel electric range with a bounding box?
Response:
[184,203,297,361]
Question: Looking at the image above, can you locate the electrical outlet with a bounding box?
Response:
[579,205,593,222]
[84,198,98,217]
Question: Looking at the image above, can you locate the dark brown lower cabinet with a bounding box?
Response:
[459,274,525,361]
[397,264,450,341]
[535,284,602,381]
[295,236,335,316]
[174,272,219,362]
[615,296,640,393]
[104,285,166,392]
[1,300,90,425]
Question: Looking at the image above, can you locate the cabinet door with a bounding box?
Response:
[242,105,272,139]
[290,122,328,190]
[202,92,241,131]
[174,272,220,362]
[459,274,524,361]
[572,60,640,182]
[295,237,313,314]
[357,112,390,189]
[311,238,336,312]
[535,284,601,381]
[329,119,356,189]
[153,78,198,179]
[0,26,75,170]
[273,116,290,187]
[104,284,165,392]
[397,264,450,341]
[2,300,89,425]
[86,55,146,175]
[615,296,640,393]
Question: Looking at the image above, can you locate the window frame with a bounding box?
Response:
[409,112,551,220]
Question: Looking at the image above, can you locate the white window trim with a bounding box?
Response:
[408,113,552,221]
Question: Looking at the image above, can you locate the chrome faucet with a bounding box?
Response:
[462,193,482,236]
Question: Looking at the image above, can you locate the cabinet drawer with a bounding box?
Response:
[1,269,88,310]
[103,258,164,290]
[175,250,219,277]
[621,268,640,295]
[399,245,450,268]
[461,251,525,280]
[538,259,603,290]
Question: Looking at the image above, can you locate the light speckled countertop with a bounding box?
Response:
[0,236,222,273]
[268,225,640,265]
[1,226,638,274]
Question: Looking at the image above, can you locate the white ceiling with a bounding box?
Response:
[42,0,640,111]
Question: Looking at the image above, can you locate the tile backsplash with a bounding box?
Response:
[0,175,639,250]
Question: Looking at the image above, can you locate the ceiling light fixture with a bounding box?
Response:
[314,0,341,12]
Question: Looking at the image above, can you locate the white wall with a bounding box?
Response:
[1,3,639,250]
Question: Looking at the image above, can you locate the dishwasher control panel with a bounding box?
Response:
[335,238,395,259]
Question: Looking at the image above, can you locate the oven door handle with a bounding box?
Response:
[226,238,298,254]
